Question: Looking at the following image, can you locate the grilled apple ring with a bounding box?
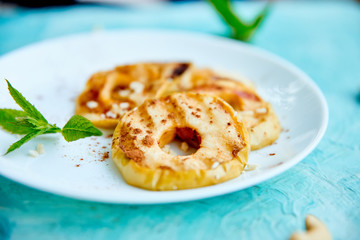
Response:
[75,62,193,128]
[182,69,281,150]
[111,93,250,191]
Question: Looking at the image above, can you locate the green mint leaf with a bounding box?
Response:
[208,0,269,41]
[6,79,48,123]
[15,116,41,128]
[5,129,46,154]
[0,109,34,134]
[2,80,102,153]
[61,115,102,142]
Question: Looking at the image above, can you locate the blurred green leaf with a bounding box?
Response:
[208,0,270,41]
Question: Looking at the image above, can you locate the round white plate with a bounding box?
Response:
[0,30,328,204]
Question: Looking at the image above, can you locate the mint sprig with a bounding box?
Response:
[208,0,269,41]
[0,79,102,154]
[62,115,102,142]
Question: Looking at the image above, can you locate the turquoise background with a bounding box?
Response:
[0,1,360,239]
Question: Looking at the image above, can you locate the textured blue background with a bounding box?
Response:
[0,1,360,239]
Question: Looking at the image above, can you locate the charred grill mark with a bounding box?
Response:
[169,63,190,78]
[159,165,173,170]
[164,95,184,124]
[148,99,156,106]
[232,145,241,157]
[141,104,154,128]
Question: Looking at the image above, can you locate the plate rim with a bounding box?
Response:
[0,29,329,204]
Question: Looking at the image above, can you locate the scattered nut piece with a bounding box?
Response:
[36,144,45,154]
[111,104,127,116]
[118,89,130,97]
[255,107,267,114]
[240,110,254,115]
[290,215,332,240]
[211,161,220,169]
[28,144,46,157]
[28,150,39,158]
[245,164,259,171]
[119,102,130,109]
[180,142,189,152]
[130,81,145,93]
[105,111,117,119]
[86,100,98,109]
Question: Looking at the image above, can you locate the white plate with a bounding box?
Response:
[0,30,328,204]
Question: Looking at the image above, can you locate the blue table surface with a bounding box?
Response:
[0,1,359,240]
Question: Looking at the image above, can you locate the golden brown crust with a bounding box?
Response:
[75,62,193,128]
[111,93,250,190]
[173,69,281,150]
[77,62,280,150]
